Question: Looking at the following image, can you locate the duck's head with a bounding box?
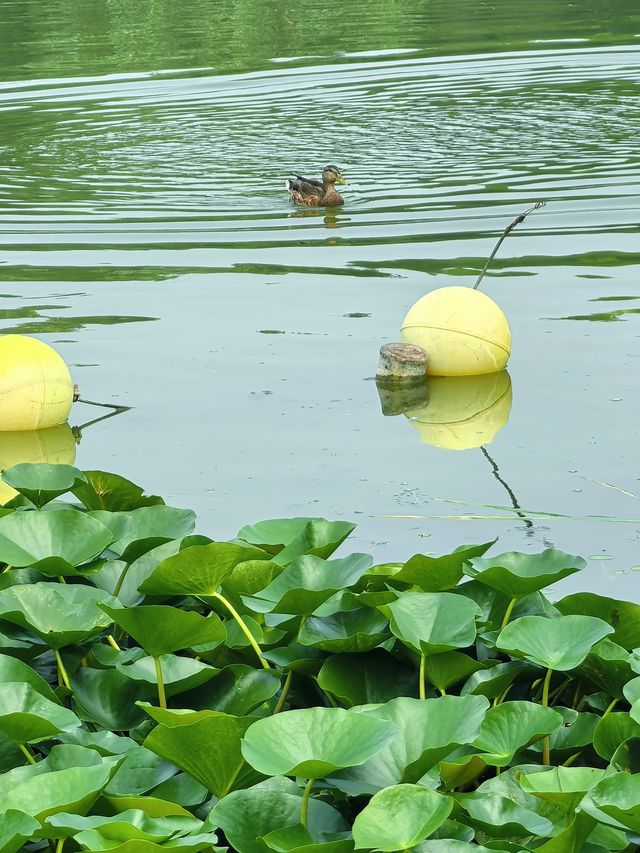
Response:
[323,165,347,185]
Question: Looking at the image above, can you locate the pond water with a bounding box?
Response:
[1,0,639,597]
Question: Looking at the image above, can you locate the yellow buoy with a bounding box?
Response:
[401,286,511,376]
[0,335,73,431]
[0,424,77,504]
[404,371,512,450]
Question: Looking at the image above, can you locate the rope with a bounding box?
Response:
[73,385,130,411]
[473,201,546,290]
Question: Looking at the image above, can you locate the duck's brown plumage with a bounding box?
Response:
[286,165,346,206]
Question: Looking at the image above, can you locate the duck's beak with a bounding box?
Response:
[335,174,348,185]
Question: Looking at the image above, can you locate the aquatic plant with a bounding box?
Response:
[0,461,639,852]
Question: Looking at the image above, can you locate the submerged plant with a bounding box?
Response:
[0,461,638,852]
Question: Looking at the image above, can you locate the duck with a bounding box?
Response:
[286,165,347,206]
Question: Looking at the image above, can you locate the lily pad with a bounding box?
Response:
[0,509,113,576]
[1,463,87,508]
[72,470,164,512]
[389,541,496,591]
[0,809,40,853]
[352,784,453,850]
[0,583,122,648]
[244,553,373,616]
[472,701,564,766]
[143,707,255,797]
[386,592,482,655]
[100,604,225,656]
[556,592,640,650]
[465,549,586,598]
[116,655,218,698]
[241,707,398,778]
[317,651,418,707]
[237,518,355,565]
[496,615,614,671]
[298,608,389,653]
[0,682,80,743]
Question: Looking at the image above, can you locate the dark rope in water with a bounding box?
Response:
[473,201,546,290]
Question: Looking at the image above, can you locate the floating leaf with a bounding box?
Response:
[387,592,482,655]
[0,583,122,648]
[592,712,640,761]
[0,809,40,853]
[1,463,87,508]
[580,772,640,833]
[389,541,496,591]
[143,707,254,797]
[453,791,555,839]
[100,604,225,656]
[328,695,489,795]
[139,542,269,597]
[557,592,640,650]
[181,665,281,716]
[211,788,348,853]
[461,660,533,699]
[352,784,453,850]
[0,652,60,703]
[496,615,614,670]
[245,554,372,615]
[423,652,484,693]
[317,651,418,707]
[472,701,563,766]
[237,518,355,565]
[298,608,389,653]
[520,766,606,813]
[0,510,113,576]
[116,655,218,698]
[578,638,637,698]
[0,683,80,743]
[241,707,398,778]
[72,471,164,511]
[72,667,147,731]
[107,506,197,556]
[465,549,586,598]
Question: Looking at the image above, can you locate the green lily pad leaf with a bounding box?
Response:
[414,844,511,853]
[496,615,614,671]
[0,682,80,743]
[531,811,599,853]
[237,518,355,566]
[245,554,372,616]
[139,542,269,597]
[103,744,177,796]
[520,766,606,814]
[578,638,637,698]
[0,809,40,853]
[142,707,255,797]
[115,539,189,607]
[181,664,281,715]
[263,643,325,675]
[454,791,555,839]
[0,652,60,704]
[0,583,122,648]
[241,707,398,778]
[352,784,453,850]
[72,667,147,731]
[580,772,640,833]
[472,701,563,766]
[592,712,640,761]
[1,463,88,508]
[73,471,164,511]
[87,511,133,546]
[43,809,201,841]
[151,772,209,808]
[424,652,484,693]
[75,834,220,853]
[103,794,193,818]
[100,604,225,656]
[0,510,113,576]
[260,824,354,853]
[465,549,586,598]
[611,736,640,773]
[106,506,197,556]
[327,696,489,795]
[58,729,136,756]
[387,592,482,655]
[317,651,418,707]
[461,660,533,699]
[389,541,496,591]
[211,788,348,853]
[221,559,283,608]
[117,655,217,698]
[556,592,640,650]
[0,749,121,819]
[298,608,389,653]
[525,707,600,755]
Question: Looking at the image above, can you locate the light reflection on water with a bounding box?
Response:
[1,0,639,596]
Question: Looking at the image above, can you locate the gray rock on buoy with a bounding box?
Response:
[376,343,429,383]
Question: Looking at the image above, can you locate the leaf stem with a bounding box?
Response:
[154,655,167,709]
[501,597,517,629]
[209,591,271,669]
[18,742,36,765]
[602,697,618,718]
[419,654,426,700]
[542,667,553,766]
[300,777,315,828]
[54,649,72,690]
[113,563,130,598]
[273,670,293,714]
[55,840,65,853]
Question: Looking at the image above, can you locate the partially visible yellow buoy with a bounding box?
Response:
[0,424,77,504]
[0,335,74,431]
[401,286,511,376]
[404,371,512,450]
